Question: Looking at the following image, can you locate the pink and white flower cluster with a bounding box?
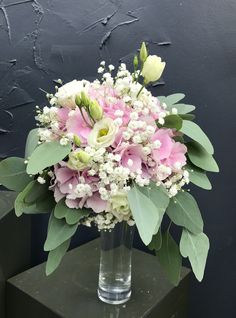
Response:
[36,62,189,230]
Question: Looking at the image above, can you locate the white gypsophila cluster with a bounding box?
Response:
[36,106,58,126]
[80,212,135,231]
[36,106,61,143]
[37,176,46,184]
[162,169,190,197]
[75,183,93,198]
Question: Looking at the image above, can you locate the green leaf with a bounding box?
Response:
[157,94,195,114]
[157,231,182,286]
[166,93,185,105]
[173,136,185,143]
[185,163,212,190]
[157,96,166,104]
[140,182,170,235]
[162,114,183,130]
[24,180,49,204]
[0,157,31,191]
[27,141,71,175]
[46,239,71,276]
[0,191,18,217]
[180,229,209,282]
[166,191,203,234]
[187,141,219,172]
[127,184,160,245]
[44,213,79,251]
[179,113,195,121]
[181,120,214,154]
[148,229,162,251]
[54,199,90,225]
[25,129,39,158]
[171,104,195,114]
[14,181,55,217]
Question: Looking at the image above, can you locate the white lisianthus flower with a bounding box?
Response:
[142,55,166,83]
[108,191,131,221]
[88,118,118,149]
[55,80,89,108]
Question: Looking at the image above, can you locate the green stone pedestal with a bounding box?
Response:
[0,191,31,318]
[6,239,190,318]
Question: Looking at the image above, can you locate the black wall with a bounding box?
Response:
[0,1,235,317]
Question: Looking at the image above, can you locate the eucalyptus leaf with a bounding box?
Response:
[173,136,185,143]
[140,182,169,235]
[187,141,219,172]
[24,180,49,203]
[166,191,203,234]
[157,231,182,286]
[46,239,71,276]
[27,141,71,175]
[127,184,160,245]
[0,191,17,218]
[163,114,183,130]
[157,94,185,106]
[148,229,162,251]
[25,129,39,158]
[157,96,166,104]
[0,157,31,191]
[44,213,79,251]
[180,229,209,282]
[186,163,212,190]
[171,104,196,114]
[179,113,195,121]
[157,94,195,114]
[54,199,90,225]
[15,181,55,217]
[181,120,214,154]
[166,93,185,105]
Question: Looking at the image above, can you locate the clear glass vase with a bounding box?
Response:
[97,222,135,305]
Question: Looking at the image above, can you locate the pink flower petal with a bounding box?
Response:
[152,129,174,161]
[65,198,80,209]
[120,144,143,172]
[86,193,107,213]
[66,108,91,142]
[56,167,75,184]
[165,142,187,168]
[54,186,65,202]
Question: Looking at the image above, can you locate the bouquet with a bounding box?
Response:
[0,43,219,284]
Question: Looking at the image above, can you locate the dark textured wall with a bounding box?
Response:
[0,0,235,317]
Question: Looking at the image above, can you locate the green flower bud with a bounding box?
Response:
[89,100,103,121]
[73,135,81,146]
[80,91,90,108]
[133,54,139,70]
[76,150,91,164]
[140,42,148,63]
[67,150,91,171]
[75,94,82,107]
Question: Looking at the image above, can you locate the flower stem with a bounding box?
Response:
[79,107,92,128]
[137,83,145,97]
[167,221,172,233]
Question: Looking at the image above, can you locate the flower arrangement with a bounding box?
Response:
[0,43,219,284]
